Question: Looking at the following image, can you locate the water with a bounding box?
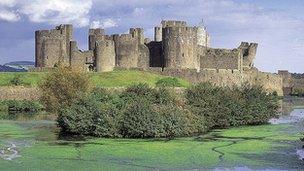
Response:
[0,99,304,171]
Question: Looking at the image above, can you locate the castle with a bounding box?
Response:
[34,20,285,95]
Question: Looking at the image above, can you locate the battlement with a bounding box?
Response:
[89,28,105,35]
[163,26,197,34]
[161,20,187,27]
[35,30,65,38]
[112,34,136,41]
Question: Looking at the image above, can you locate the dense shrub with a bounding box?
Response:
[0,100,43,112]
[119,101,162,138]
[120,83,176,106]
[0,102,8,112]
[57,82,279,138]
[39,66,91,112]
[292,88,304,97]
[186,83,279,129]
[156,77,182,87]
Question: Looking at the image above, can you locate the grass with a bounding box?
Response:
[0,119,302,171]
[0,70,190,88]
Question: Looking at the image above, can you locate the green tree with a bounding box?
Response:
[39,66,91,112]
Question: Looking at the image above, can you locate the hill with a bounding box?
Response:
[0,65,26,72]
[0,70,190,87]
[4,61,35,71]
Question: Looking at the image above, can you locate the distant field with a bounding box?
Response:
[0,70,190,87]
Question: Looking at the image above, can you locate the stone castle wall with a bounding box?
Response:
[35,25,72,67]
[199,47,241,70]
[279,70,304,95]
[113,34,139,68]
[145,67,283,96]
[34,20,292,95]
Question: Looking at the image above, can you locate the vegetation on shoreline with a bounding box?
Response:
[292,87,304,97]
[38,67,279,138]
[0,100,43,113]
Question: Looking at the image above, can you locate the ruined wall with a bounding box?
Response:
[163,27,199,70]
[239,42,258,70]
[70,41,94,70]
[95,39,116,72]
[199,47,241,70]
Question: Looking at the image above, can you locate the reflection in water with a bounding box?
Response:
[270,109,304,124]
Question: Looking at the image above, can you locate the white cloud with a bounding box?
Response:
[21,0,92,27]
[0,9,19,22]
[90,19,118,29]
[0,0,16,7]
[0,0,19,22]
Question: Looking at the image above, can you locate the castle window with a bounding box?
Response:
[182,53,184,57]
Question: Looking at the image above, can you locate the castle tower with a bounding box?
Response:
[35,24,73,67]
[162,26,199,70]
[95,39,116,72]
[112,34,139,68]
[88,28,105,50]
[130,28,144,44]
[154,27,162,42]
[62,24,73,63]
[197,21,210,47]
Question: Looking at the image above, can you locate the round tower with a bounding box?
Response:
[162,26,199,70]
[197,21,210,47]
[95,40,116,72]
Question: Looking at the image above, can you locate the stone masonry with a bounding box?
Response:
[35,20,286,95]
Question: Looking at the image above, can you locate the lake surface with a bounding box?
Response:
[0,98,304,171]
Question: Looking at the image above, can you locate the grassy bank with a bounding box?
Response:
[0,70,190,87]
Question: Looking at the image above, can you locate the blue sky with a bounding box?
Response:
[0,0,303,73]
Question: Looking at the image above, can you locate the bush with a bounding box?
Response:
[292,88,304,97]
[156,77,182,87]
[120,83,176,106]
[0,100,43,112]
[39,66,92,112]
[58,92,121,137]
[0,102,8,112]
[119,101,162,138]
[186,83,279,129]
[56,82,279,139]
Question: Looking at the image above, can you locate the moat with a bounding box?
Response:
[0,98,304,171]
